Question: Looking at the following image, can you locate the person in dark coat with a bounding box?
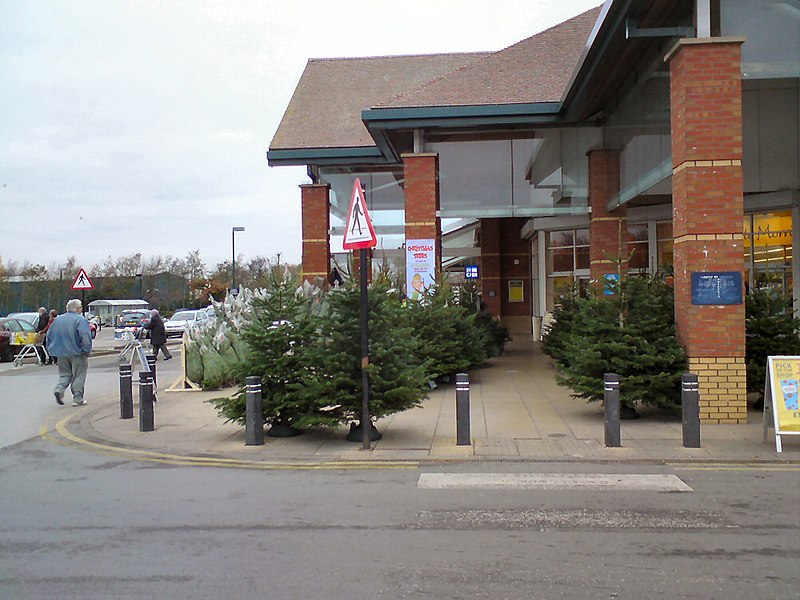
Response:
[34,307,50,364]
[143,310,172,360]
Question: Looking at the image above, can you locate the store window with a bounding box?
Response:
[627,224,649,270]
[744,211,794,293]
[656,222,673,270]
[546,228,590,310]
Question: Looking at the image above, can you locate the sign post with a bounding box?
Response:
[342,178,378,450]
[71,268,94,315]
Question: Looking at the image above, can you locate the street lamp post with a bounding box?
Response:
[231,226,245,294]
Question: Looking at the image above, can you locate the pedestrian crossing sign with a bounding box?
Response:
[71,268,94,290]
[342,178,377,250]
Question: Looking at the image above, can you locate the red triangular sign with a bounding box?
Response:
[342,178,377,250]
[71,268,94,290]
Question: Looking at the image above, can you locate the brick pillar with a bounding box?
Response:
[300,183,330,285]
[666,37,747,424]
[480,218,502,317]
[588,149,627,291]
[403,153,441,274]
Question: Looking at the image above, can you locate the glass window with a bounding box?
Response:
[656,222,673,269]
[627,224,649,270]
[744,211,794,294]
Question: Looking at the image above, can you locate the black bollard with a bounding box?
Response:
[604,373,621,448]
[682,373,701,448]
[456,372,471,446]
[139,371,154,432]
[119,364,133,419]
[245,376,264,446]
[146,354,157,387]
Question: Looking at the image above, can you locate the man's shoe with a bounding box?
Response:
[72,399,87,407]
[54,391,64,405]
[164,356,173,361]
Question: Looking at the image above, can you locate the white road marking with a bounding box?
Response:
[417,473,693,492]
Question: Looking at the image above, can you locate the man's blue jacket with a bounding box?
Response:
[46,312,93,357]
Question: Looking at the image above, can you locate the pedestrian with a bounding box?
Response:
[34,307,50,365]
[144,309,172,360]
[46,298,93,406]
[40,309,59,364]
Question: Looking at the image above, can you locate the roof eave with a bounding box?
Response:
[267,146,387,167]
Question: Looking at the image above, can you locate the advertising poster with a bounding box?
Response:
[406,239,436,301]
[769,356,800,432]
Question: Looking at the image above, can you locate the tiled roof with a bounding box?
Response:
[269,53,488,150]
[376,6,602,109]
[269,5,602,152]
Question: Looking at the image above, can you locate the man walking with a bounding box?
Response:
[46,299,93,407]
[143,309,172,360]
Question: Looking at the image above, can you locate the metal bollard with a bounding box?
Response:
[146,354,157,387]
[119,364,133,419]
[604,373,621,448]
[456,372,471,446]
[139,371,154,432]
[245,376,264,446]
[681,373,701,448]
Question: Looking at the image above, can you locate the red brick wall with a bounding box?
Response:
[480,218,531,331]
[402,153,441,273]
[300,183,330,284]
[588,149,627,288]
[667,38,746,423]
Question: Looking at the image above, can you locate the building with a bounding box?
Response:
[268,0,799,423]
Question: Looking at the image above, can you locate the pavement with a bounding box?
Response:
[47,336,800,466]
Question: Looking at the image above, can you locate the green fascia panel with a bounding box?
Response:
[267,147,385,166]
[361,102,562,125]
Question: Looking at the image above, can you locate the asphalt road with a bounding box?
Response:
[1,330,798,599]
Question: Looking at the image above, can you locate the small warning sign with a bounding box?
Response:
[71,268,94,290]
[342,178,377,251]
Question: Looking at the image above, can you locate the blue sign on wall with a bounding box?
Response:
[465,265,479,279]
[691,271,743,305]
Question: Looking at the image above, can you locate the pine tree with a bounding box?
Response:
[306,282,430,428]
[556,275,686,413]
[541,283,581,367]
[746,288,800,403]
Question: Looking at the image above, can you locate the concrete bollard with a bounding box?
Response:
[245,376,264,446]
[139,371,154,432]
[604,373,621,448]
[456,372,471,446]
[119,364,133,419]
[682,373,701,448]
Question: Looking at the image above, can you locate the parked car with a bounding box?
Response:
[164,309,210,338]
[7,312,40,330]
[0,317,37,362]
[114,309,152,340]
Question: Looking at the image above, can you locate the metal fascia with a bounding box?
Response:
[267,147,385,167]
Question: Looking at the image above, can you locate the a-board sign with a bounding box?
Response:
[762,355,800,452]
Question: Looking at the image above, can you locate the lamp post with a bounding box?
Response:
[231,226,245,294]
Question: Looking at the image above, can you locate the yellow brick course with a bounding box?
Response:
[689,355,747,424]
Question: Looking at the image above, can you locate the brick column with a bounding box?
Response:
[403,153,441,274]
[480,218,502,317]
[300,183,330,285]
[666,37,747,424]
[588,149,626,291]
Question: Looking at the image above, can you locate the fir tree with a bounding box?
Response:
[307,282,430,427]
[746,288,800,404]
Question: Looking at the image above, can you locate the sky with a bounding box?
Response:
[0,0,602,274]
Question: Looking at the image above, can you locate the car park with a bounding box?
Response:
[0,317,37,362]
[164,309,209,338]
[7,312,41,329]
[114,309,152,340]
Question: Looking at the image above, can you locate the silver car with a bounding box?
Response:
[164,309,209,338]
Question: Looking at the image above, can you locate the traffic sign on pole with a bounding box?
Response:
[342,178,377,250]
[71,268,94,290]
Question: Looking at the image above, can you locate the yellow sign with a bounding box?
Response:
[744,213,793,248]
[508,280,524,303]
[764,356,800,452]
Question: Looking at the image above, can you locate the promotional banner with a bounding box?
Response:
[406,239,436,301]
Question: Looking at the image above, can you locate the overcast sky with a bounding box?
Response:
[0,0,601,274]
